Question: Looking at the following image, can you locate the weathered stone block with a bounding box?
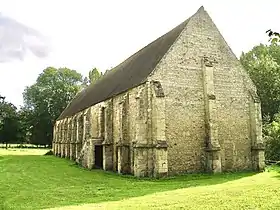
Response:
[103,144,113,171]
[154,148,168,177]
[87,139,95,169]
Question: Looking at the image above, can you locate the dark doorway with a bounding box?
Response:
[95,145,103,169]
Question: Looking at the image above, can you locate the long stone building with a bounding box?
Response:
[52,6,265,177]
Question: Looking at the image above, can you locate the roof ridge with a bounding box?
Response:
[145,17,198,80]
[58,11,195,120]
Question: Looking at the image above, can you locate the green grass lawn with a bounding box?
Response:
[0,150,280,210]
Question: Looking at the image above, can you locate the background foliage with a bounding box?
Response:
[241,35,280,160]
[0,67,104,147]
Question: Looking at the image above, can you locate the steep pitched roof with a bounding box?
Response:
[58,12,194,120]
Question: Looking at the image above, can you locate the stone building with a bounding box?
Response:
[52,6,265,177]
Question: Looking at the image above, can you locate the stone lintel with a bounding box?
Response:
[251,143,265,151]
[90,138,103,145]
[155,140,168,148]
[133,143,154,148]
[205,146,221,152]
[116,142,130,147]
[133,141,168,148]
[102,141,113,146]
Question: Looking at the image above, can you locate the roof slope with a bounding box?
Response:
[58,17,191,120]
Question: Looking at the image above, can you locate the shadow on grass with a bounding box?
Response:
[64,157,257,196]
[1,155,258,210]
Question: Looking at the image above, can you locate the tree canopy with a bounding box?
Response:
[266,30,280,44]
[240,44,280,122]
[241,41,280,160]
[89,68,102,84]
[0,95,20,147]
[23,67,83,145]
[0,66,108,147]
[82,68,103,87]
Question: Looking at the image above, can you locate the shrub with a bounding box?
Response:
[263,116,280,161]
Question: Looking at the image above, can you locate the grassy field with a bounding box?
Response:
[0,149,280,210]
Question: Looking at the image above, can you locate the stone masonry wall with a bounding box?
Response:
[148,7,263,174]
[53,81,169,177]
[111,84,146,175]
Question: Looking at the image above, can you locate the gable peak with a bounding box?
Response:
[197,6,205,13]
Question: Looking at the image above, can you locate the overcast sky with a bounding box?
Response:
[0,0,279,107]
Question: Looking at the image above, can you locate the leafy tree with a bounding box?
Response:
[17,107,35,144]
[88,67,102,84]
[0,95,20,148]
[80,67,103,86]
[240,44,280,122]
[266,30,280,44]
[82,77,90,88]
[83,67,114,87]
[263,114,280,160]
[23,67,83,146]
[82,68,104,87]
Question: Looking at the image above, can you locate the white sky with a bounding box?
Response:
[0,0,279,107]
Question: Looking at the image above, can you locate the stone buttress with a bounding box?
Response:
[249,92,265,171]
[103,100,114,171]
[202,56,221,173]
[133,81,168,177]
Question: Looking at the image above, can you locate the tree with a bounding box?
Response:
[88,67,102,85]
[0,95,20,148]
[23,67,83,146]
[82,68,104,87]
[266,30,280,44]
[83,67,114,87]
[263,114,280,160]
[240,44,280,122]
[17,107,35,144]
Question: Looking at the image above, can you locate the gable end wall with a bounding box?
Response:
[148,8,259,173]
